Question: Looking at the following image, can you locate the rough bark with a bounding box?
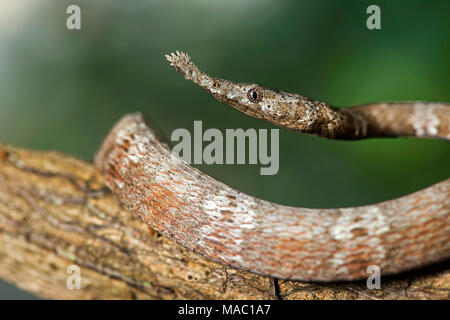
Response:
[0,142,448,299]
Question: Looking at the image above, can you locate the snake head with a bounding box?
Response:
[165,50,312,129]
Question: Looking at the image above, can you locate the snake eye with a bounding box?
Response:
[247,87,263,103]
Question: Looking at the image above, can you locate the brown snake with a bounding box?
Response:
[95,51,450,281]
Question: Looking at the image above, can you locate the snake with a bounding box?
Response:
[94,51,450,281]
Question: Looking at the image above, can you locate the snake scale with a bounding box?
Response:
[94,51,450,281]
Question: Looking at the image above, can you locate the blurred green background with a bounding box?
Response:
[0,0,449,299]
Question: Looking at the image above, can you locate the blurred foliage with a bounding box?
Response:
[0,0,449,212]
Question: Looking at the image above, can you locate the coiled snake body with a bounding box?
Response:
[95,51,450,281]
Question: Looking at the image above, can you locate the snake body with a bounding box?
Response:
[165,51,450,141]
[94,52,450,281]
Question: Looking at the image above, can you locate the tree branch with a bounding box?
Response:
[0,139,448,299]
